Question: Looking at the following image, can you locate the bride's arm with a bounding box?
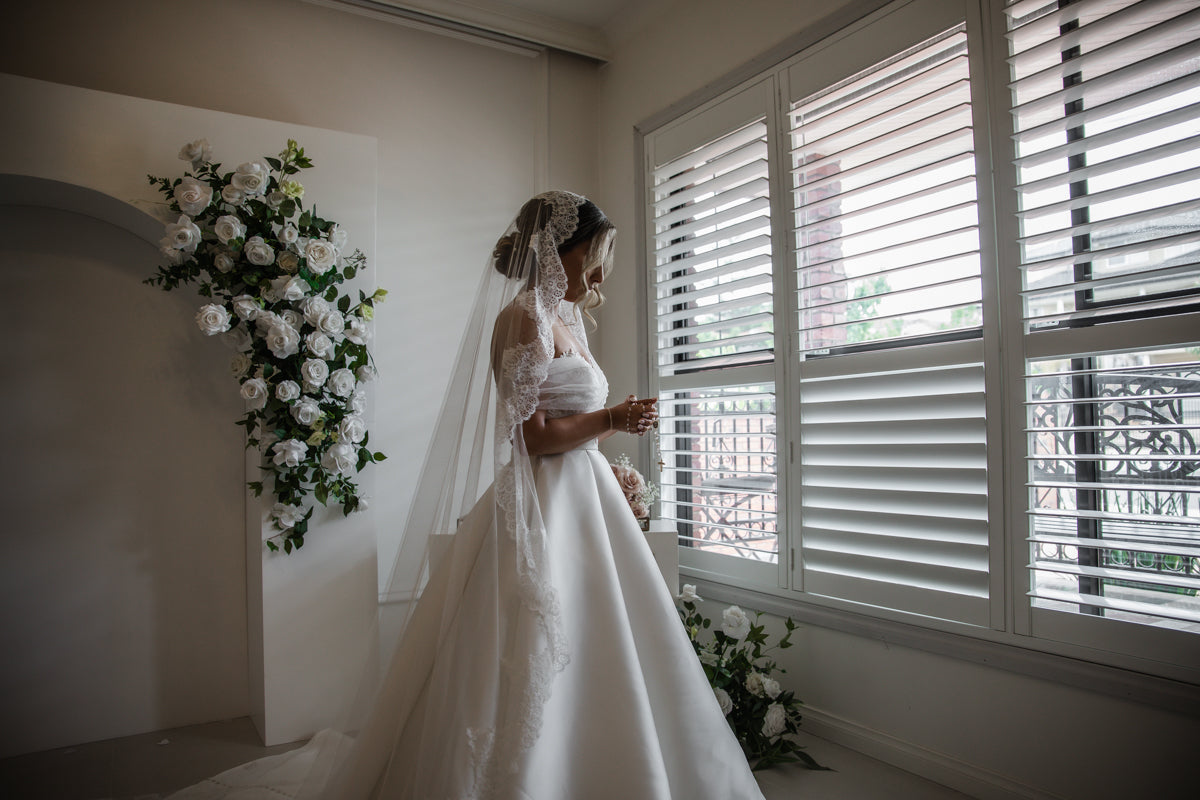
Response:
[523,397,657,456]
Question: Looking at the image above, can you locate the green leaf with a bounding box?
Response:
[266,157,282,171]
[337,295,351,313]
[373,452,387,461]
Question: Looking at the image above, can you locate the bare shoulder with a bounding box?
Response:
[492,300,539,345]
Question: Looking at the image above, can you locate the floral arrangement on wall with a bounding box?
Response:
[677,585,827,771]
[147,138,385,553]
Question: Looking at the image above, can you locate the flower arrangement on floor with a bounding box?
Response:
[146,138,386,553]
[610,454,660,529]
[676,584,827,771]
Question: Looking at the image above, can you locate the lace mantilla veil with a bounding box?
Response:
[293,190,611,799]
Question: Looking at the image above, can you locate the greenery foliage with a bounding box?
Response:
[146,139,385,553]
[677,588,828,771]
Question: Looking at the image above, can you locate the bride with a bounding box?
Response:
[176,191,766,799]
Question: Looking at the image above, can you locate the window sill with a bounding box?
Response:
[686,572,1200,718]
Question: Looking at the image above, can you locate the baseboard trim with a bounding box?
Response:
[799,706,1065,800]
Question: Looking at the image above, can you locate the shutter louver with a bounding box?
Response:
[1008,0,1200,331]
[799,342,991,625]
[790,23,992,626]
[649,110,780,566]
[1008,0,1200,632]
[659,382,779,563]
[651,120,774,375]
[791,25,983,354]
[1025,348,1200,627]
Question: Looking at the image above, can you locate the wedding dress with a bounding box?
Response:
[169,192,766,799]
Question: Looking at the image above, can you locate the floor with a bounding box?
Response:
[0,717,975,799]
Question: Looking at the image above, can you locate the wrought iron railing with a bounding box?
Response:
[1028,365,1200,602]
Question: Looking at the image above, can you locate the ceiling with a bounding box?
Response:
[307,0,668,61]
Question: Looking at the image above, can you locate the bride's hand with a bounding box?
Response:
[613,395,659,436]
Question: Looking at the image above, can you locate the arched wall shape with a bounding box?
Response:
[0,176,250,757]
[0,173,165,244]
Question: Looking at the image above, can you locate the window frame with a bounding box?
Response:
[635,0,1200,700]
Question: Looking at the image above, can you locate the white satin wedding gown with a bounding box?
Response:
[173,353,766,799]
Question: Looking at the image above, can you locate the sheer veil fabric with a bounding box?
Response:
[170,191,766,800]
[310,191,612,797]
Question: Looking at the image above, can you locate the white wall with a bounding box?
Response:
[0,0,598,755]
[0,200,248,757]
[594,2,1196,799]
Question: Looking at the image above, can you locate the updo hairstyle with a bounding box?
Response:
[491,195,614,290]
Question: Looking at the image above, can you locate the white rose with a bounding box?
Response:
[291,396,322,427]
[355,364,377,383]
[276,380,300,402]
[221,184,245,206]
[278,223,299,245]
[306,332,334,359]
[230,352,252,378]
[317,309,344,337]
[231,294,260,321]
[761,703,787,739]
[327,224,348,249]
[178,138,212,166]
[349,387,367,415]
[714,687,733,717]
[678,584,702,604]
[265,190,286,209]
[305,239,339,274]
[301,358,329,391]
[254,311,282,336]
[158,243,184,265]
[272,502,304,529]
[162,215,202,254]
[721,605,752,640]
[301,296,330,327]
[321,442,356,475]
[271,438,308,468]
[223,325,252,352]
[214,251,236,273]
[746,671,765,697]
[336,414,366,444]
[345,316,371,345]
[173,177,213,216]
[195,303,231,336]
[244,235,275,267]
[240,377,268,410]
[356,496,369,512]
[214,214,246,244]
[285,277,309,303]
[328,368,356,398]
[266,323,300,359]
[280,309,304,331]
[277,251,300,273]
[762,676,782,700]
[231,159,271,196]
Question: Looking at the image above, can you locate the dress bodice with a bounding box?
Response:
[538,354,608,419]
